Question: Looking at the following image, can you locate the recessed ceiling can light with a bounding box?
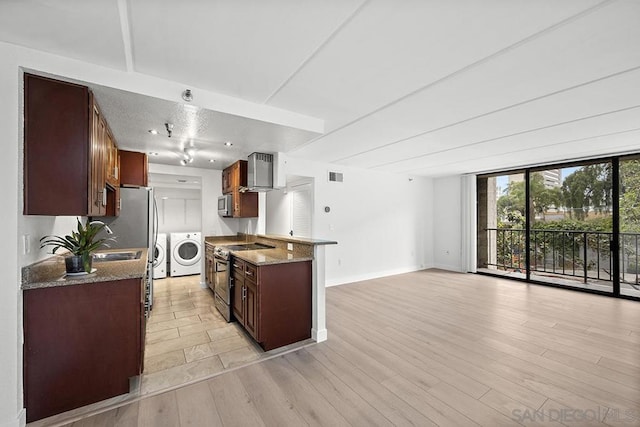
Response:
[182,89,193,102]
[209,159,215,163]
[224,141,233,146]
[148,129,158,135]
[149,152,159,156]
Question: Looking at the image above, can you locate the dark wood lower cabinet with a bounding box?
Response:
[231,259,312,351]
[23,279,145,423]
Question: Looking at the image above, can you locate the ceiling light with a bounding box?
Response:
[148,129,158,135]
[180,159,188,166]
[165,122,174,138]
[182,89,193,102]
[188,157,194,163]
[209,159,215,163]
[148,152,159,156]
[185,147,196,157]
[224,141,233,147]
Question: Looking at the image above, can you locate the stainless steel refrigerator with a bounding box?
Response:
[95,187,158,309]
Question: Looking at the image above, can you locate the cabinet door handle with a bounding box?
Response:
[246,271,253,276]
[242,286,246,300]
[233,264,240,268]
[102,187,107,206]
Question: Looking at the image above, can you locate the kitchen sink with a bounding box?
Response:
[92,250,143,262]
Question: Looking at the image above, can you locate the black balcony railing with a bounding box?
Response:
[485,228,640,286]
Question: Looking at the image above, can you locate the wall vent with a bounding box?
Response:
[328,171,343,183]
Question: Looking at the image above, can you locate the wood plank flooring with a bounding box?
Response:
[61,269,640,426]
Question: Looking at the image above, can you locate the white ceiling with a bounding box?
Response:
[1,0,639,176]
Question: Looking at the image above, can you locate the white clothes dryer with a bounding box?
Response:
[153,233,167,279]
[169,232,202,277]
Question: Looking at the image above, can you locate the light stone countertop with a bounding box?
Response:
[204,235,315,265]
[22,248,148,290]
[256,234,337,246]
[231,248,313,266]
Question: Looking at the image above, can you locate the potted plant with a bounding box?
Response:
[40,218,115,274]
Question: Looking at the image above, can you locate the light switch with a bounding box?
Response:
[287,243,293,251]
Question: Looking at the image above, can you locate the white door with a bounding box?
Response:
[290,183,312,238]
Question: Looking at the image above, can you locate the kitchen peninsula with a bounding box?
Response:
[205,233,337,348]
[21,249,148,423]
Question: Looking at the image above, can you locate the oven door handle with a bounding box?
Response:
[214,259,227,273]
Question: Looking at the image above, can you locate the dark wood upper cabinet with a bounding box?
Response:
[222,160,247,194]
[24,73,118,216]
[119,150,148,187]
[222,160,257,217]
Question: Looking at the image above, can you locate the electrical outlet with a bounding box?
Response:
[22,234,31,254]
[287,243,293,251]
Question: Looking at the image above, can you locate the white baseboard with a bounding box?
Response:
[312,328,327,343]
[431,263,464,272]
[1,408,26,427]
[325,265,430,287]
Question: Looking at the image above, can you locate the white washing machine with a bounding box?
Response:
[169,232,202,277]
[153,233,167,279]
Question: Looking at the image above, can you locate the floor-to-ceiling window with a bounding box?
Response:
[477,155,640,300]
[619,156,640,298]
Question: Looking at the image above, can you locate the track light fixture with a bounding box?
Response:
[182,89,193,102]
[165,122,174,138]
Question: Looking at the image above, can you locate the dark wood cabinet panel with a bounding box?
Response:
[24,74,90,215]
[257,261,312,350]
[222,168,231,194]
[231,258,311,350]
[232,273,245,324]
[119,150,148,187]
[105,128,119,188]
[221,160,257,217]
[222,160,247,194]
[24,73,119,216]
[23,279,144,422]
[244,278,258,339]
[89,102,107,216]
[232,190,258,218]
[205,244,215,292]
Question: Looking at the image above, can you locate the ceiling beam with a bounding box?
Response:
[263,0,371,105]
[117,0,135,72]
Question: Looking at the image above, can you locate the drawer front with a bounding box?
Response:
[232,258,245,276]
[244,263,257,280]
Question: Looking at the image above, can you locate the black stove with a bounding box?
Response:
[224,243,274,251]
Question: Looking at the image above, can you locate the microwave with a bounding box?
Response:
[218,194,232,217]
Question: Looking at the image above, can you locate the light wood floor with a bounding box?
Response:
[63,269,640,426]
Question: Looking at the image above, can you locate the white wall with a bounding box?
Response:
[433,175,464,271]
[154,187,202,234]
[276,155,434,286]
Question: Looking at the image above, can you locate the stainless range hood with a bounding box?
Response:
[246,152,273,191]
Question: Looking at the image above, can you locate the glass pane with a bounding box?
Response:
[477,173,526,279]
[178,242,198,260]
[619,157,640,298]
[529,163,613,293]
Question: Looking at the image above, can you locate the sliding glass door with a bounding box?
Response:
[619,156,640,298]
[477,172,526,279]
[477,155,640,300]
[528,162,613,293]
